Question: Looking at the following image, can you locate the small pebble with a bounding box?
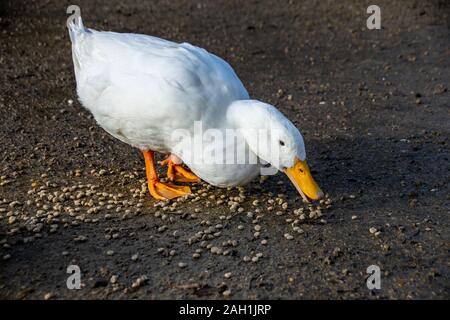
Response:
[44,292,55,300]
[210,246,222,255]
[284,233,294,240]
[222,289,232,297]
[131,276,148,288]
[110,275,118,284]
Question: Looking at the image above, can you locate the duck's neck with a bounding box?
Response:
[226,99,270,130]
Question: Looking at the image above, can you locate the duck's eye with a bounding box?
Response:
[279,140,285,146]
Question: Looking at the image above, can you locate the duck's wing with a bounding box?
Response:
[71,29,249,129]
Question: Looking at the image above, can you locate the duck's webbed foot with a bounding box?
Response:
[160,154,200,183]
[143,150,191,200]
[148,179,191,200]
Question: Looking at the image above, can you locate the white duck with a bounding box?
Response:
[67,14,323,201]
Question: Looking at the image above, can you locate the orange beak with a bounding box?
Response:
[284,157,324,202]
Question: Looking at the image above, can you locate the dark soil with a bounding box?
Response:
[0,0,449,299]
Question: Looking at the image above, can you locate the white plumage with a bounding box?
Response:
[67,15,323,201]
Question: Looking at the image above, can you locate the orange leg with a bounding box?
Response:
[142,150,191,200]
[160,155,200,183]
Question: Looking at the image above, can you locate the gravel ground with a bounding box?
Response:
[0,0,449,299]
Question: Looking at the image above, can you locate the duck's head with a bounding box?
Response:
[228,100,324,202]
